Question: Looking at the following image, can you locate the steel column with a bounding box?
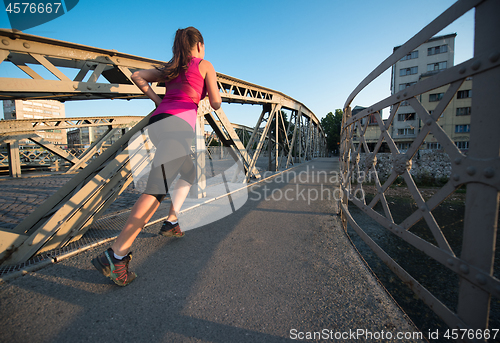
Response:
[456,0,500,330]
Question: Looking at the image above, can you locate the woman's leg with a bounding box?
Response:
[166,178,192,222]
[111,193,161,256]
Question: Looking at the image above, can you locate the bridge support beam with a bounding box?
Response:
[456,0,500,331]
[7,140,21,178]
[189,115,207,199]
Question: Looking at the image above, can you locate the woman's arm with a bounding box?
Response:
[199,60,221,110]
[131,68,164,107]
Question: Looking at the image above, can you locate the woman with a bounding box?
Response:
[92,27,221,286]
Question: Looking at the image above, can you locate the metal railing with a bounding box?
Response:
[340,0,499,337]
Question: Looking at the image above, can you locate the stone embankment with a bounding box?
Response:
[354,151,451,185]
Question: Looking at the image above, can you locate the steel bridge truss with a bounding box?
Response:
[0,29,326,265]
[340,0,499,336]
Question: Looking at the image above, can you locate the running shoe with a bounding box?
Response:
[91,248,137,286]
[159,220,184,237]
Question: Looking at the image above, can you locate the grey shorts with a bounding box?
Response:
[142,113,196,198]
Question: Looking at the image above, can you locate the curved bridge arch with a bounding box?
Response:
[0,29,326,265]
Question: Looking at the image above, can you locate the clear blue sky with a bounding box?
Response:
[0,0,474,127]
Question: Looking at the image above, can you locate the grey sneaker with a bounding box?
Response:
[159,221,184,237]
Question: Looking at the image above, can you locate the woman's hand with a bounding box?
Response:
[131,69,164,107]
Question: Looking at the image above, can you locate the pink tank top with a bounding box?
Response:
[152,57,207,130]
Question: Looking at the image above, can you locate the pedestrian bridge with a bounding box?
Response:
[0,0,499,341]
[0,28,326,266]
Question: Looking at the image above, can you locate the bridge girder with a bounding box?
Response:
[0,29,327,266]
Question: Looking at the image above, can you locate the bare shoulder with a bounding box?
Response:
[198,59,215,77]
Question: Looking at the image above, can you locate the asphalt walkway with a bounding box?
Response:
[0,158,424,342]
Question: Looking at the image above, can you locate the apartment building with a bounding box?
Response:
[390,33,457,151]
[2,99,67,145]
[419,75,472,151]
[67,126,122,149]
[351,33,472,155]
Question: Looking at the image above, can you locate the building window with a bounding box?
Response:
[22,101,32,105]
[399,82,417,91]
[23,107,33,112]
[427,45,448,55]
[457,90,472,99]
[399,66,418,76]
[52,105,60,110]
[429,93,444,102]
[456,107,471,116]
[455,141,469,150]
[455,124,470,133]
[398,128,415,135]
[400,50,419,61]
[427,142,442,150]
[427,61,447,72]
[397,143,411,150]
[398,113,416,121]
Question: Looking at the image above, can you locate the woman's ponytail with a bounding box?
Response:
[159,27,204,82]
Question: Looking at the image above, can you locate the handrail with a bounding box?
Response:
[340,0,500,336]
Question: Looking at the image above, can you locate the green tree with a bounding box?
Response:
[321,109,343,154]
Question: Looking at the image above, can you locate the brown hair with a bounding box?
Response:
[159,27,204,82]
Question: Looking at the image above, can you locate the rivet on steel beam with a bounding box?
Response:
[489,52,500,63]
[1,39,9,46]
[403,92,407,97]
[447,258,454,266]
[458,67,466,74]
[23,42,30,49]
[426,119,432,126]
[476,274,487,286]
[396,95,400,100]
[483,168,495,178]
[452,174,460,182]
[87,86,92,90]
[420,205,426,212]
[471,60,481,71]
[116,58,120,63]
[454,158,462,165]
[72,84,78,90]
[466,166,476,176]
[459,264,470,274]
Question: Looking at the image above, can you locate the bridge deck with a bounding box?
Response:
[0,158,423,342]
